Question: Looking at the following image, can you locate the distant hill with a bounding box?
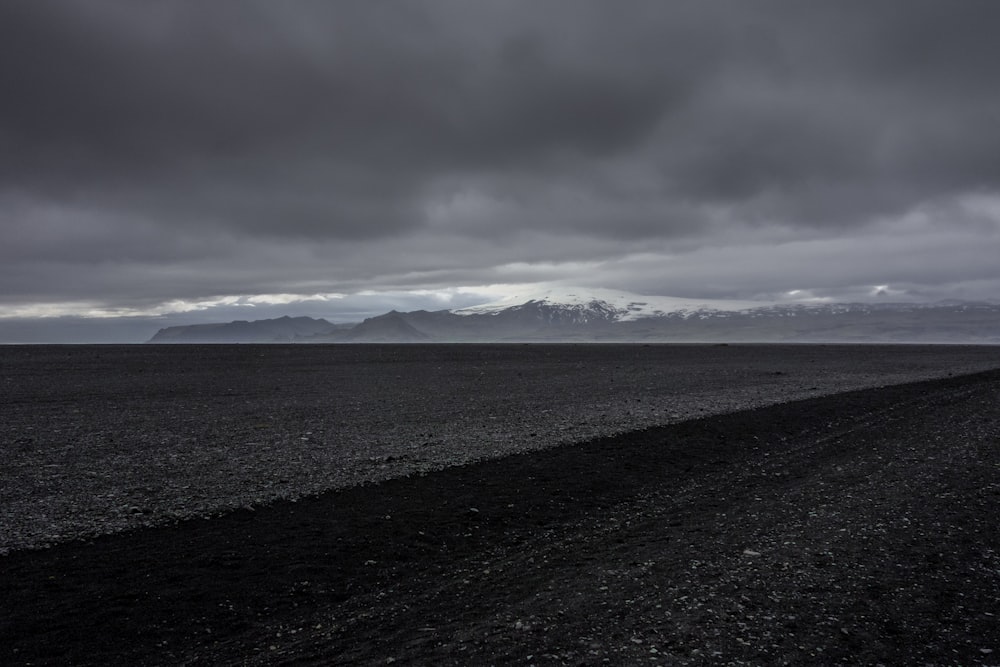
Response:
[340,311,432,342]
[147,288,1000,344]
[147,316,342,343]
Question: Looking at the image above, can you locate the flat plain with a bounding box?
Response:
[1,344,999,665]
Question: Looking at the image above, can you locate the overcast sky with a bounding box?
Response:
[3,1,1000,341]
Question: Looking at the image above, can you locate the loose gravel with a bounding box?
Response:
[2,343,999,554]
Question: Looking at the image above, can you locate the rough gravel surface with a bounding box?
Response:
[1,344,999,665]
[2,343,998,554]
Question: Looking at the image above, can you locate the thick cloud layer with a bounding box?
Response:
[2,1,1000,339]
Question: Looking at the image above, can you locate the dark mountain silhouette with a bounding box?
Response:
[147,291,1000,344]
[341,311,432,342]
[148,316,341,343]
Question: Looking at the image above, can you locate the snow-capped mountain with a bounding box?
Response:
[452,286,771,321]
[147,288,1000,344]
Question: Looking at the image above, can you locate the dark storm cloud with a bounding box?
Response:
[5,1,1000,220]
[1,0,692,245]
[2,0,1000,324]
[0,3,670,171]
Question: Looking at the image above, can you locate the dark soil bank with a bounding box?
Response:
[2,367,999,665]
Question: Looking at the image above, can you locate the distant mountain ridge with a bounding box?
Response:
[147,315,343,343]
[147,288,1000,343]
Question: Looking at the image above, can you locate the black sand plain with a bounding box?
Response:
[1,344,999,665]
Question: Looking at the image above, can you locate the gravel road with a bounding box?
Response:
[2,343,999,554]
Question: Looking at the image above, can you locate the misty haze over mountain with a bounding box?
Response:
[148,288,1000,344]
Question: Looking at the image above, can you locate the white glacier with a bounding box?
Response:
[451,286,776,321]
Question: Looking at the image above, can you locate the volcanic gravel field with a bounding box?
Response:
[1,344,999,665]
